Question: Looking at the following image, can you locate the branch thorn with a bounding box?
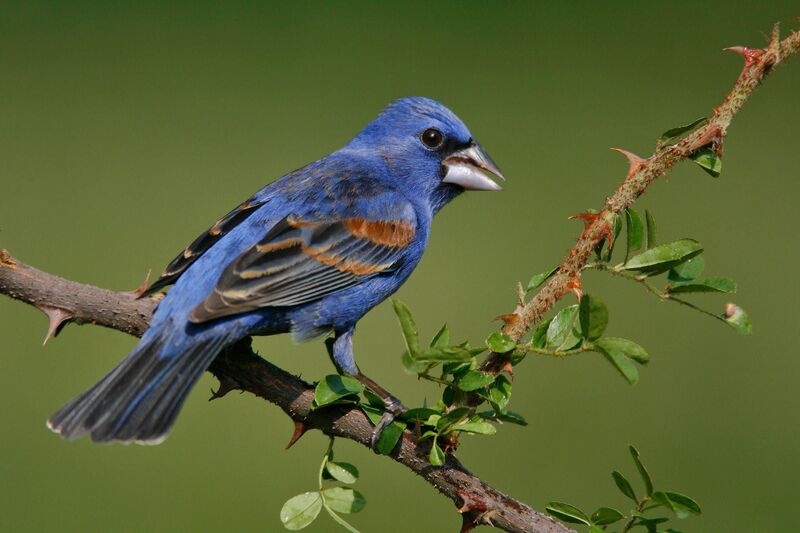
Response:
[286,419,310,449]
[723,46,766,68]
[209,374,240,401]
[129,269,152,298]
[566,275,583,301]
[569,212,615,248]
[610,148,647,178]
[38,305,74,345]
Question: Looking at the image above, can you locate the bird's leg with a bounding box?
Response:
[326,330,406,451]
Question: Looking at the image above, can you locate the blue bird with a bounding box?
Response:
[47,97,505,445]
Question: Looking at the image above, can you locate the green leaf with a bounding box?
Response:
[531,319,552,349]
[667,256,704,283]
[546,305,582,351]
[413,345,475,363]
[436,407,471,433]
[392,299,419,354]
[593,339,642,384]
[601,214,623,261]
[321,487,366,514]
[690,147,722,177]
[430,438,446,466]
[527,266,558,292]
[544,502,592,525]
[645,209,657,249]
[629,445,654,496]
[668,277,737,294]
[612,471,637,501]
[325,462,359,484]
[591,507,625,525]
[623,239,703,275]
[579,294,608,341]
[486,332,517,353]
[430,323,450,348]
[724,303,752,335]
[659,117,707,145]
[663,491,701,516]
[652,491,701,519]
[488,374,513,411]
[314,375,364,408]
[452,417,497,435]
[588,527,605,533]
[596,337,649,365]
[280,492,323,530]
[457,370,495,392]
[501,411,527,425]
[625,207,644,259]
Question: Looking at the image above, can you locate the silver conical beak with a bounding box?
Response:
[442,141,505,191]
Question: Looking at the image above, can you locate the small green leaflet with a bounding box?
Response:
[625,207,644,260]
[527,266,558,292]
[659,117,707,145]
[629,445,654,496]
[667,256,704,283]
[546,305,582,351]
[485,332,516,353]
[623,239,703,274]
[430,438,446,466]
[591,507,625,526]
[280,492,323,530]
[314,375,364,408]
[545,502,592,525]
[579,294,608,341]
[321,487,366,514]
[457,370,495,391]
[324,462,359,485]
[645,209,657,249]
[668,277,736,294]
[392,299,419,354]
[690,147,722,177]
[612,470,637,501]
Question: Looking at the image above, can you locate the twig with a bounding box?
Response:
[484,24,800,373]
[0,250,571,533]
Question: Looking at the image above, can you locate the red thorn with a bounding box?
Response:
[129,270,152,298]
[494,313,519,328]
[285,420,309,449]
[566,275,583,301]
[208,374,240,401]
[38,305,74,345]
[569,212,615,247]
[724,46,766,68]
[610,148,647,178]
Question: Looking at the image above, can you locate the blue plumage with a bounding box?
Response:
[48,97,505,444]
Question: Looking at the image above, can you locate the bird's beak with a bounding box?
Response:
[442,141,505,191]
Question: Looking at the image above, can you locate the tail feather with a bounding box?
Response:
[48,336,228,444]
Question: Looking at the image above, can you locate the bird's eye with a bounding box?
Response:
[420,128,444,149]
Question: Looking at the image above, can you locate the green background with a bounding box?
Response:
[1,2,798,532]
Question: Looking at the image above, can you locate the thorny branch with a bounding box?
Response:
[1,23,799,533]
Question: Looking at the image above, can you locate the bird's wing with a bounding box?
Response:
[188,206,417,323]
[140,195,266,297]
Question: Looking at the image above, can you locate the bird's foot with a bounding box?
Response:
[369,396,407,451]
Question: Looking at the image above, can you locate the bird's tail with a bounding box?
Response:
[47,334,229,444]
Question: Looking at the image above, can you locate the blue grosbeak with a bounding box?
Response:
[48,97,505,444]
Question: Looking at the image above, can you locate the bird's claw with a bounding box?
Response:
[369,398,406,452]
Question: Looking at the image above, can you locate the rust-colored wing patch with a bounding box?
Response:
[189,213,416,323]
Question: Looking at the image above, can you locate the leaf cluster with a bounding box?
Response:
[546,446,700,532]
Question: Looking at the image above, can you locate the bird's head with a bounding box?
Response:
[348,97,505,211]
